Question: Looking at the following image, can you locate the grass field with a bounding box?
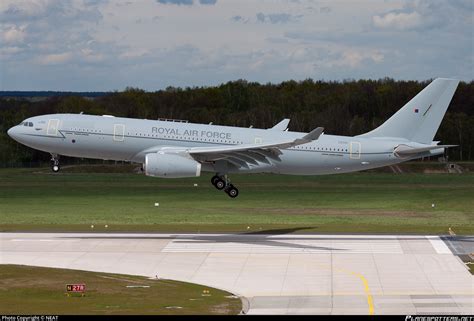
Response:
[0,264,242,315]
[0,167,473,234]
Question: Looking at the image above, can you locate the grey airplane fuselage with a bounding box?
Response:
[7,113,437,175]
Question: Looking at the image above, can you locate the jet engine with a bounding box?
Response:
[144,152,201,178]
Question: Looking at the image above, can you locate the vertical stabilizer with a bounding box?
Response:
[358,78,459,143]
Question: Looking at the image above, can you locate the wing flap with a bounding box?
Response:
[188,127,324,155]
[189,127,324,168]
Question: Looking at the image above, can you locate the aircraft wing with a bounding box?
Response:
[189,127,324,168]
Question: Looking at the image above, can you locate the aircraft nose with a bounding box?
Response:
[7,126,19,140]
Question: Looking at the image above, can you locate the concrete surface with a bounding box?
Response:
[0,232,472,315]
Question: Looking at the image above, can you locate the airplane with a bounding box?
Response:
[7,78,459,198]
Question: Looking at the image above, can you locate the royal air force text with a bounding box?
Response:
[152,127,231,140]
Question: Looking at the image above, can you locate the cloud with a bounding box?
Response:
[0,1,103,24]
[116,1,133,7]
[0,0,116,67]
[372,1,471,31]
[37,52,73,65]
[232,12,303,24]
[1,24,27,43]
[0,0,472,90]
[156,0,217,5]
[157,0,192,5]
[256,12,303,24]
[320,6,331,14]
[198,0,217,4]
[447,0,473,11]
[337,50,384,68]
[0,46,22,58]
[231,15,248,23]
[256,12,265,22]
[83,0,108,6]
[373,10,423,30]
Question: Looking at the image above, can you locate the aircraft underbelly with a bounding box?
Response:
[276,150,353,174]
[257,150,393,175]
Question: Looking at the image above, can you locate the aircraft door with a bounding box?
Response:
[113,124,125,142]
[350,141,361,159]
[47,119,60,136]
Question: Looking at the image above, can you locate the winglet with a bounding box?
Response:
[292,127,324,146]
[269,119,290,131]
[303,127,324,140]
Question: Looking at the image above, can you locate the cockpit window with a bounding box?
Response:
[23,122,28,126]
[28,122,33,127]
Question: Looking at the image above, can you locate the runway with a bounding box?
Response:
[0,232,472,315]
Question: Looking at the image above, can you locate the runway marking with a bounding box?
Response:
[11,239,57,242]
[427,236,452,254]
[335,268,374,316]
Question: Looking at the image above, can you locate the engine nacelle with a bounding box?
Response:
[144,152,201,178]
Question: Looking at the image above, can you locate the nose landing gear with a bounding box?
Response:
[211,174,239,198]
[51,154,60,173]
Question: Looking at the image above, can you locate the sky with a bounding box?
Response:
[0,0,472,91]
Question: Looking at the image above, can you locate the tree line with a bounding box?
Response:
[0,78,473,166]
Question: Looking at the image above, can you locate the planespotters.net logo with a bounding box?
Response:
[405,316,473,321]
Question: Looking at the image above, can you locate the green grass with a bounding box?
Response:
[0,167,473,234]
[0,265,242,315]
[467,263,474,275]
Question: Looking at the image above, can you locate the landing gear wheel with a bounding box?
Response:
[211,175,220,185]
[214,178,226,190]
[50,154,60,173]
[225,185,239,198]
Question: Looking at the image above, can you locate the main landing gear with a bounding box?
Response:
[51,154,60,173]
[211,174,239,198]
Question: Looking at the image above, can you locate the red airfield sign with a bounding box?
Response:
[66,284,85,293]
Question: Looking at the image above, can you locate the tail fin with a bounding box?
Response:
[358,78,459,143]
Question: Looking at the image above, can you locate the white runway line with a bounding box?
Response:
[11,239,57,242]
[426,236,453,254]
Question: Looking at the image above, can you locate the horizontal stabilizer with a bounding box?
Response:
[269,119,290,131]
[394,144,457,157]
